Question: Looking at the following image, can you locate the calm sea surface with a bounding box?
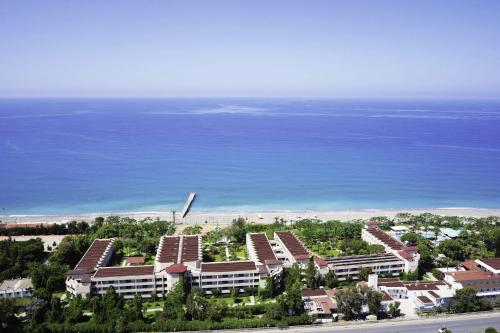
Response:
[1,98,500,215]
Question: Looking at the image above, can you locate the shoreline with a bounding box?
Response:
[1,207,499,224]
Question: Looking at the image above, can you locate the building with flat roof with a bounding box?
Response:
[324,253,405,281]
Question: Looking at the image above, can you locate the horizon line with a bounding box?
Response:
[1,96,500,101]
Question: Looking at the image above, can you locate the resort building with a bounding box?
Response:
[362,223,419,272]
[301,288,337,322]
[0,278,33,298]
[443,258,500,302]
[324,253,405,281]
[368,275,454,312]
[246,232,283,275]
[274,231,311,266]
[197,261,262,294]
[67,234,279,299]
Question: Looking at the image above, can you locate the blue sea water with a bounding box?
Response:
[1,98,500,215]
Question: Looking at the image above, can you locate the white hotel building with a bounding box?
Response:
[361,222,420,273]
[67,232,287,299]
[66,227,421,299]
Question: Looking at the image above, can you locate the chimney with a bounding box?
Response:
[368,273,378,289]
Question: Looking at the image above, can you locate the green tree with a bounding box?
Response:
[265,302,285,320]
[367,244,386,254]
[227,218,247,244]
[400,232,419,244]
[365,289,383,315]
[439,239,465,261]
[63,294,86,324]
[324,270,337,288]
[280,281,304,315]
[305,258,319,288]
[334,287,363,320]
[485,328,497,333]
[283,263,302,291]
[259,276,275,299]
[186,288,208,320]
[358,267,373,281]
[0,298,22,333]
[124,293,144,322]
[92,286,124,324]
[450,287,480,313]
[29,262,66,293]
[495,229,500,258]
[206,299,226,322]
[388,301,401,318]
[182,225,203,235]
[163,279,187,320]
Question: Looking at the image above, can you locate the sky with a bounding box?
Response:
[0,0,499,98]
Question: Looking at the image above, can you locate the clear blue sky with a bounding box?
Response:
[1,0,499,98]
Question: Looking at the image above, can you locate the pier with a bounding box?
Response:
[181,192,196,218]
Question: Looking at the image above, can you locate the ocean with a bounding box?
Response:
[1,98,500,215]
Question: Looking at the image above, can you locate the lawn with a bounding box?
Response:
[306,242,341,257]
[228,244,248,260]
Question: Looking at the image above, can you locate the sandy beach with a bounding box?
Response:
[1,207,499,225]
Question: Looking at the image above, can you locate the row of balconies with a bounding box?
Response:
[201,279,259,286]
[95,278,153,285]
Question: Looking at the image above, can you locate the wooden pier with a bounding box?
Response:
[181,192,196,218]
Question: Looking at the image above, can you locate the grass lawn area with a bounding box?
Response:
[213,251,226,262]
[145,255,156,265]
[229,244,248,260]
[52,292,65,299]
[15,297,32,306]
[307,243,341,257]
[143,301,163,308]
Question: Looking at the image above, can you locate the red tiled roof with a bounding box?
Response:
[158,236,180,263]
[365,227,404,250]
[301,288,327,297]
[181,236,200,262]
[476,258,500,270]
[201,261,257,273]
[417,295,432,304]
[397,251,414,260]
[94,265,154,278]
[404,281,445,290]
[124,256,145,265]
[317,296,336,314]
[428,290,440,298]
[294,254,311,260]
[382,291,393,301]
[275,231,310,258]
[249,233,278,262]
[460,259,480,271]
[377,278,406,288]
[364,221,380,227]
[165,263,188,274]
[75,239,113,271]
[314,257,328,267]
[448,270,498,282]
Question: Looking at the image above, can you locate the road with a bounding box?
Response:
[278,312,499,333]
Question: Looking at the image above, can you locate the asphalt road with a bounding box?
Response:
[280,312,500,333]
